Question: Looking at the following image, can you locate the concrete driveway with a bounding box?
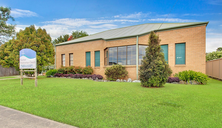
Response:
[0,105,77,128]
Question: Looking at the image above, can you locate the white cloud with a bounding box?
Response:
[114,12,151,19]
[11,9,38,18]
[43,18,138,27]
[147,18,196,22]
[206,37,222,52]
[40,18,139,39]
[89,24,117,29]
[13,12,205,41]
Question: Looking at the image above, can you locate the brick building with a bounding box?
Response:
[55,22,208,80]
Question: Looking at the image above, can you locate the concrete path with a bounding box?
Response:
[0,105,77,128]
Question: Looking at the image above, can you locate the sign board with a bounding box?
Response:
[19,48,36,69]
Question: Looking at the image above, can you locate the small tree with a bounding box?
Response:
[139,31,172,87]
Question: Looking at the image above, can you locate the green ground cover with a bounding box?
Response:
[0,77,222,128]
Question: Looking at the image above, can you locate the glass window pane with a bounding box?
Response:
[127,45,136,65]
[139,45,148,65]
[175,43,185,64]
[62,54,65,66]
[86,52,91,66]
[117,46,126,65]
[69,53,73,66]
[109,47,117,65]
[160,45,168,63]
[95,51,100,67]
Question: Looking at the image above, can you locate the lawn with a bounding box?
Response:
[0,76,19,79]
[0,77,222,128]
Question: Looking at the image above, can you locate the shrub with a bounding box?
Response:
[175,70,208,85]
[46,69,58,76]
[74,66,83,74]
[167,77,180,83]
[57,67,65,74]
[54,73,63,77]
[139,31,172,87]
[105,64,128,81]
[193,72,208,85]
[63,74,70,77]
[67,66,75,74]
[82,66,93,74]
[75,74,83,78]
[92,74,103,80]
[24,71,34,77]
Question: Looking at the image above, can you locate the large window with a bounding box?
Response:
[127,45,136,65]
[107,45,147,66]
[139,45,148,65]
[95,51,100,67]
[109,47,117,65]
[69,53,73,66]
[160,45,168,63]
[118,46,126,65]
[175,43,186,65]
[61,54,65,66]
[86,52,91,66]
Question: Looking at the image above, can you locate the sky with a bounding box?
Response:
[1,0,222,52]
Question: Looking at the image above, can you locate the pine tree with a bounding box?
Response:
[139,31,172,87]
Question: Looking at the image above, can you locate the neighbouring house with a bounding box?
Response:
[55,22,208,80]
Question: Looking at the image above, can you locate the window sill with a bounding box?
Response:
[104,65,136,68]
[175,64,186,67]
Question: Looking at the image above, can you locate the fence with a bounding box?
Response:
[0,65,19,77]
[206,58,222,80]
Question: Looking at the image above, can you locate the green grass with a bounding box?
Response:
[0,77,222,128]
[0,76,19,79]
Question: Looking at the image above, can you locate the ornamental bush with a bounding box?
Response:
[57,67,65,74]
[82,66,93,74]
[167,77,180,83]
[105,64,128,81]
[174,70,208,85]
[139,31,172,87]
[74,66,83,74]
[46,69,58,76]
[67,66,75,74]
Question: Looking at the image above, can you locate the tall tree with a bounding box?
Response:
[0,25,54,73]
[217,47,222,51]
[139,31,172,87]
[52,34,69,45]
[206,51,222,61]
[71,30,88,39]
[52,30,88,45]
[0,6,15,46]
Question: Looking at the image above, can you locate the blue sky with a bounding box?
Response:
[1,0,222,52]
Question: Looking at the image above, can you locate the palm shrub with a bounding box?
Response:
[139,31,172,87]
[105,64,128,81]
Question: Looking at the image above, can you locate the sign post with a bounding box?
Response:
[19,48,37,87]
